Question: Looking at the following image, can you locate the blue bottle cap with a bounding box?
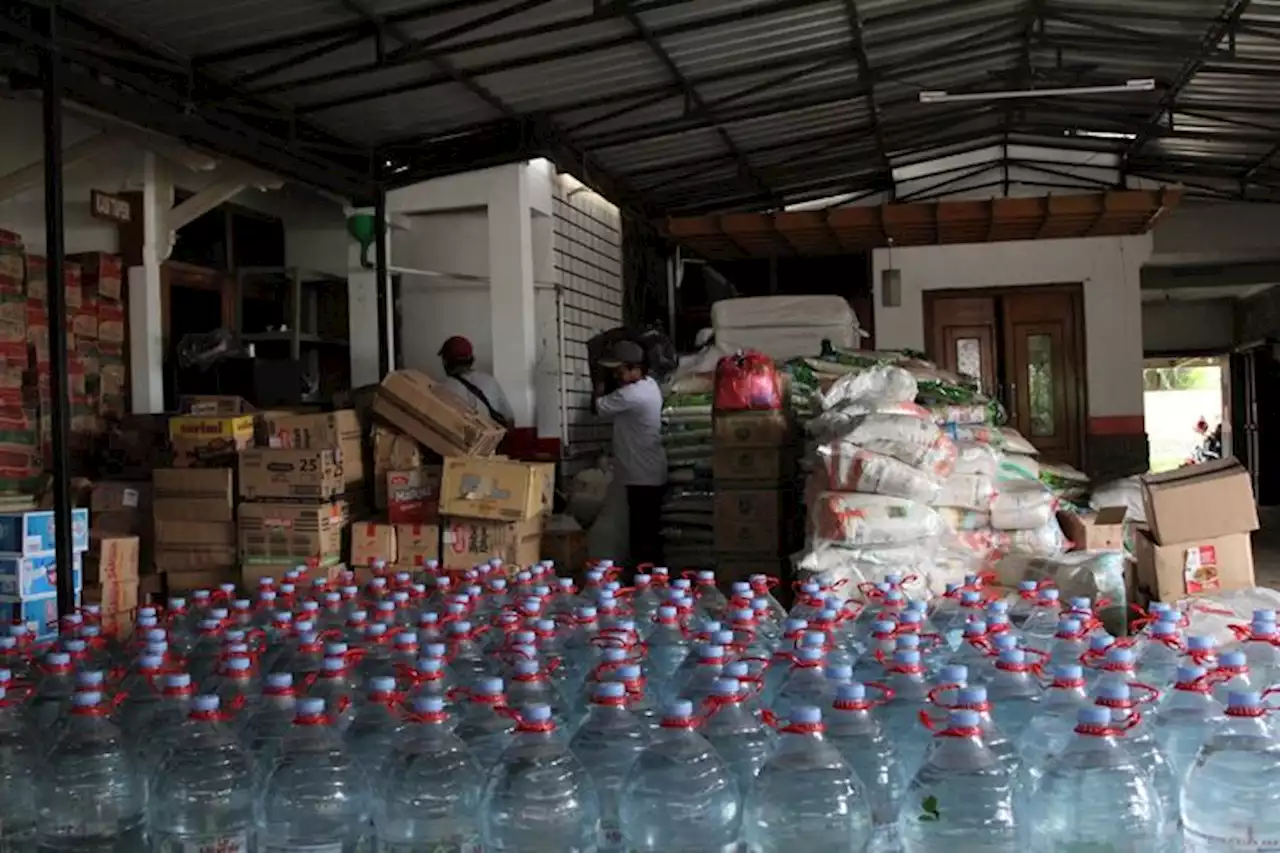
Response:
[960,591,982,605]
[700,620,723,634]
[1152,621,1178,637]
[210,609,229,620]
[558,577,575,589]
[873,620,897,634]
[1018,580,1037,591]
[657,606,678,620]
[1089,634,1115,651]
[797,647,824,663]
[819,608,841,622]
[192,695,220,713]
[63,639,87,653]
[958,686,988,704]
[425,643,447,658]
[449,621,473,634]
[711,631,735,645]
[76,670,105,686]
[896,634,921,650]
[939,665,969,684]
[1253,609,1276,623]
[784,618,809,632]
[0,638,13,650]
[900,611,923,625]
[992,634,1018,651]
[73,691,101,708]
[577,607,598,619]
[697,570,716,581]
[198,619,222,632]
[523,704,552,722]
[595,681,628,700]
[964,621,988,636]
[46,652,70,666]
[226,657,252,672]
[1071,597,1092,610]
[377,601,396,613]
[1188,635,1215,651]
[490,578,508,590]
[800,582,819,594]
[948,709,981,728]
[322,657,345,673]
[514,660,539,676]
[1220,651,1248,668]
[601,648,628,662]
[732,582,751,595]
[635,574,652,586]
[368,676,397,694]
[664,700,694,720]
[265,673,293,688]
[1041,589,1060,600]
[825,664,853,681]
[615,664,642,680]
[225,629,247,642]
[475,677,504,695]
[413,696,445,715]
[723,661,749,678]
[1094,682,1130,701]
[513,631,536,645]
[1059,618,1083,633]
[999,649,1025,665]
[907,599,928,612]
[700,645,726,660]
[1227,691,1263,710]
[987,600,1010,614]
[1177,665,1207,683]
[893,650,921,665]
[1077,706,1111,726]
[790,705,822,725]
[838,683,867,701]
[710,678,740,696]
[886,572,904,584]
[296,698,326,717]
[732,609,753,623]
[299,632,319,645]
[394,632,417,648]
[1105,648,1135,664]
[1055,664,1084,680]
[138,655,164,671]
[535,619,557,633]
[145,642,168,656]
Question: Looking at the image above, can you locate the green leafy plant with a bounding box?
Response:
[918,794,941,822]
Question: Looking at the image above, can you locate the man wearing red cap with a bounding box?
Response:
[438,335,514,428]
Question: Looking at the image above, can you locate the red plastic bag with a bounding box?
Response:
[714,350,782,411]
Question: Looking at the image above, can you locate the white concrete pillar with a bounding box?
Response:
[347,206,393,386]
[488,165,537,427]
[128,152,167,413]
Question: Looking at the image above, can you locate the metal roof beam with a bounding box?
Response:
[1121,0,1253,170]
[838,0,891,196]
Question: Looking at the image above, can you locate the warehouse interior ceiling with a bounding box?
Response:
[4,0,1280,215]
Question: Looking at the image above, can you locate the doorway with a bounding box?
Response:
[1143,356,1229,473]
[924,284,1087,467]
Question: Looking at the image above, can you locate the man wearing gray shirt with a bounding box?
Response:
[595,340,667,568]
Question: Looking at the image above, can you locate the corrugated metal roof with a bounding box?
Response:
[40,0,1280,213]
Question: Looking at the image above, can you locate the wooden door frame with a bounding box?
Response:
[922,283,1089,461]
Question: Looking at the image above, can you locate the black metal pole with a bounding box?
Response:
[41,8,76,619]
[374,185,390,378]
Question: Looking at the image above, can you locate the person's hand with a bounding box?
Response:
[594,379,606,396]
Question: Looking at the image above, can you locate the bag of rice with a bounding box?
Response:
[990,481,1058,530]
[932,472,997,511]
[809,492,947,547]
[813,445,944,503]
[812,412,956,475]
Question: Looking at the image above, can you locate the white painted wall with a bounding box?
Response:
[1142,299,1236,354]
[872,234,1152,418]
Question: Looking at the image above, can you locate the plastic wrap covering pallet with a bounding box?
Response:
[712,295,862,362]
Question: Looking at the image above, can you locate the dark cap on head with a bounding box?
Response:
[438,336,474,362]
[599,340,645,368]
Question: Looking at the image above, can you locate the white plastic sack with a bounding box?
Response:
[1177,587,1280,647]
[795,544,933,600]
[995,550,1128,635]
[811,412,956,475]
[947,424,1039,455]
[991,481,1057,530]
[937,508,992,531]
[933,472,996,511]
[810,492,947,547]
[812,445,943,503]
[953,441,1000,477]
[1091,476,1147,523]
[819,365,918,414]
[998,453,1042,483]
[566,461,612,529]
[1002,519,1070,557]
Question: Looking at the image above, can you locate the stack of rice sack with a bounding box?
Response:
[659,375,716,569]
[797,365,957,596]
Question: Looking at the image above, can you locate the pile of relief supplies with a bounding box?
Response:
[789,347,1120,618]
[656,338,719,569]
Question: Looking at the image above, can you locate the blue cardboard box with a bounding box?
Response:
[0,553,82,600]
[0,509,90,556]
[0,593,78,641]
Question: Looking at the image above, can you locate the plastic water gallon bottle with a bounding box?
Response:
[644,605,690,697]
[1211,650,1258,705]
[1015,663,1091,791]
[0,686,36,846]
[242,672,298,785]
[744,705,872,852]
[147,695,255,851]
[1019,588,1063,651]
[878,649,934,774]
[1184,634,1220,671]
[900,708,1020,853]
[772,646,833,721]
[1229,618,1280,687]
[1080,632,1117,689]
[374,696,483,851]
[569,681,650,850]
[344,675,408,777]
[453,677,516,772]
[481,703,600,851]
[619,699,741,852]
[700,677,775,792]
[1094,682,1180,843]
[257,697,373,851]
[27,651,75,731]
[1025,706,1164,852]
[946,621,995,682]
[507,658,570,728]
[139,672,197,778]
[1136,619,1184,688]
[1153,665,1226,784]
[36,691,146,850]
[827,683,904,852]
[985,649,1044,740]
[309,656,358,732]
[1046,617,1090,671]
[1181,690,1280,851]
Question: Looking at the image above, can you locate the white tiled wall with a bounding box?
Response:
[553,180,623,475]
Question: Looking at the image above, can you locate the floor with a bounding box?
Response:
[1255,507,1280,589]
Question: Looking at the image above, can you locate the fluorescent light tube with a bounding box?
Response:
[919,78,1155,104]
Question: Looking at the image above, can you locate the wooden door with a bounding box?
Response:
[926,295,999,397]
[1002,290,1083,465]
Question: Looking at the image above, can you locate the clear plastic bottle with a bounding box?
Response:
[744,705,872,852]
[507,658,570,728]
[0,685,36,848]
[568,681,650,850]
[344,675,408,777]
[36,691,146,850]
[945,620,995,683]
[1184,634,1220,671]
[1025,706,1164,852]
[1093,681,1179,844]
[619,699,741,852]
[1228,618,1280,688]
[374,696,483,851]
[899,708,1019,853]
[699,676,775,793]
[481,703,600,851]
[1046,617,1090,671]
[210,654,261,720]
[826,683,904,852]
[1007,580,1039,628]
[772,646,833,722]
[26,651,75,732]
[1210,650,1258,705]
[257,696,373,851]
[984,648,1044,741]
[1135,619,1184,689]
[309,656,358,732]
[1015,663,1090,792]
[673,643,730,708]
[644,605,690,699]
[453,676,517,772]
[241,672,298,786]
[1153,664,1226,784]
[877,649,934,775]
[1181,690,1280,852]
[147,694,256,852]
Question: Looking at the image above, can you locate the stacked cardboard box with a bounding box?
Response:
[238,446,348,585]
[83,535,139,635]
[70,253,126,417]
[1134,458,1259,604]
[168,397,256,468]
[0,507,89,638]
[153,468,237,590]
[712,408,797,584]
[438,455,553,573]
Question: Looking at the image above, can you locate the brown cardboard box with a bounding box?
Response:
[712,445,794,482]
[180,395,254,415]
[350,522,398,568]
[263,409,365,488]
[86,535,139,583]
[396,523,440,567]
[374,426,425,509]
[163,567,237,591]
[1140,458,1259,545]
[239,449,344,501]
[83,580,138,635]
[541,517,587,576]
[155,520,237,547]
[387,466,442,524]
[153,468,235,523]
[154,547,238,574]
[91,481,150,513]
[238,500,345,565]
[713,409,791,448]
[440,515,541,572]
[439,456,554,522]
[1133,528,1255,602]
[168,412,255,467]
[1058,507,1128,551]
[373,370,505,458]
[714,488,785,554]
